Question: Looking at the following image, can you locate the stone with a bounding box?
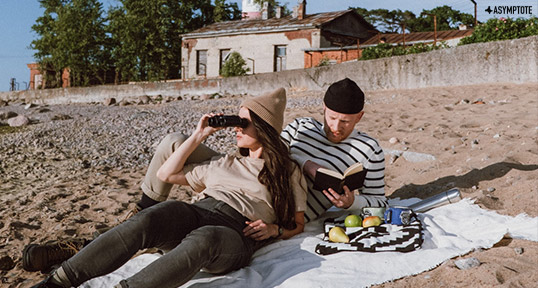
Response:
[487,187,496,192]
[493,134,500,139]
[0,99,8,106]
[25,103,37,109]
[7,115,30,127]
[119,99,130,106]
[104,98,116,106]
[402,151,436,163]
[138,95,151,104]
[0,255,15,271]
[454,257,481,270]
[389,137,398,144]
[51,114,73,121]
[514,247,524,254]
[0,111,17,120]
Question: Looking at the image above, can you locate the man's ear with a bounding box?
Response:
[355,111,364,124]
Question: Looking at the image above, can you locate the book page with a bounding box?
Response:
[343,162,363,177]
[317,168,344,179]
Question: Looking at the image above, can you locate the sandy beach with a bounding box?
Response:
[1,82,537,287]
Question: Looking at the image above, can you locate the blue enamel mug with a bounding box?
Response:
[384,207,413,225]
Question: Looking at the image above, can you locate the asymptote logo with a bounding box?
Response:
[484,5,533,14]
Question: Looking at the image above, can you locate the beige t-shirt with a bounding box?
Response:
[184,154,307,224]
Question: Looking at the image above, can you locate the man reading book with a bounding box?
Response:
[280,78,387,222]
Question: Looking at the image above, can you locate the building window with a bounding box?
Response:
[196,50,207,76]
[274,45,286,72]
[219,49,231,75]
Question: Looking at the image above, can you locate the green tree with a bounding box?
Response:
[220,51,249,77]
[407,5,475,32]
[353,7,416,33]
[213,0,241,22]
[253,0,291,17]
[353,6,474,33]
[31,0,110,87]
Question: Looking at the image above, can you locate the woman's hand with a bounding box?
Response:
[243,220,278,241]
[193,113,223,142]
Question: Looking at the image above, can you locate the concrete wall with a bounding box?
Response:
[2,36,536,105]
[182,30,314,79]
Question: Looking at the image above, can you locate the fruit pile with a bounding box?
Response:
[328,214,383,243]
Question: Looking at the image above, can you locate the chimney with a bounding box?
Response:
[262,2,273,20]
[298,0,306,20]
[276,6,282,19]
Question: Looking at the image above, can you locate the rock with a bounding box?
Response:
[37,107,51,113]
[25,103,38,109]
[0,111,17,120]
[200,94,211,100]
[138,95,151,104]
[119,99,130,106]
[487,187,496,192]
[454,257,481,270]
[0,255,15,271]
[402,151,436,163]
[7,115,30,127]
[104,98,116,106]
[51,114,73,121]
[0,99,8,106]
[493,133,500,139]
[514,247,524,254]
[389,137,398,144]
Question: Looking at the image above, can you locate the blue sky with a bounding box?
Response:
[1,0,536,92]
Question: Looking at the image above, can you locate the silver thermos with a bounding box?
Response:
[408,188,462,213]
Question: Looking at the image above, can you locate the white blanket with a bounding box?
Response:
[82,199,538,288]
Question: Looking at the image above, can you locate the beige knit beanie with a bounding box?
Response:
[241,88,286,133]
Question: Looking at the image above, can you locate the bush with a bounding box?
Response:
[360,42,448,60]
[220,51,250,77]
[459,16,538,45]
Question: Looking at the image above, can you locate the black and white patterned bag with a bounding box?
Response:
[315,214,423,255]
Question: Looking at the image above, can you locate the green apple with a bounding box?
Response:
[328,227,350,243]
[344,214,362,227]
[362,216,383,228]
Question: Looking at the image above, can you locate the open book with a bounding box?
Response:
[313,162,366,195]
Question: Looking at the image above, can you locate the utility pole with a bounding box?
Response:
[470,0,477,26]
[426,13,438,45]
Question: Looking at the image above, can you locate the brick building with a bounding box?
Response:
[181,0,378,79]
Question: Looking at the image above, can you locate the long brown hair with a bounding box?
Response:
[241,110,297,230]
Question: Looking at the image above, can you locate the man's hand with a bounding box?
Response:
[322,185,355,209]
[303,160,324,180]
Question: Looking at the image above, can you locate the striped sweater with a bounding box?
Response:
[281,117,387,222]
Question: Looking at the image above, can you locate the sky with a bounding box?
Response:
[1,0,536,92]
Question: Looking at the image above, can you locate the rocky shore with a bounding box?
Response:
[1,83,537,287]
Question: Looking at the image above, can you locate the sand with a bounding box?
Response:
[1,82,537,287]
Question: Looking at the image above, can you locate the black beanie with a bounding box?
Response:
[323,78,364,114]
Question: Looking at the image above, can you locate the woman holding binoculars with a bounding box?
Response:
[31,88,307,288]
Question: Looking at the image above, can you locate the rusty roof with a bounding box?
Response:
[182,9,376,39]
[361,29,474,45]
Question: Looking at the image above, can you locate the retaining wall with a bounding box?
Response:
[1,36,536,105]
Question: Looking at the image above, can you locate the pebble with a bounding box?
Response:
[389,137,398,144]
[487,187,496,192]
[0,111,17,120]
[493,134,500,139]
[7,115,30,127]
[454,257,481,270]
[514,247,524,254]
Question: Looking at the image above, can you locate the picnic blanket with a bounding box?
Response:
[82,198,538,287]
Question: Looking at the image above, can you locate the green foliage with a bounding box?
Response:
[220,52,250,77]
[353,5,474,33]
[360,42,448,61]
[31,0,242,87]
[252,0,291,17]
[316,56,331,67]
[30,0,110,88]
[459,17,538,45]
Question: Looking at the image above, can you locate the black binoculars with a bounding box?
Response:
[208,115,248,128]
